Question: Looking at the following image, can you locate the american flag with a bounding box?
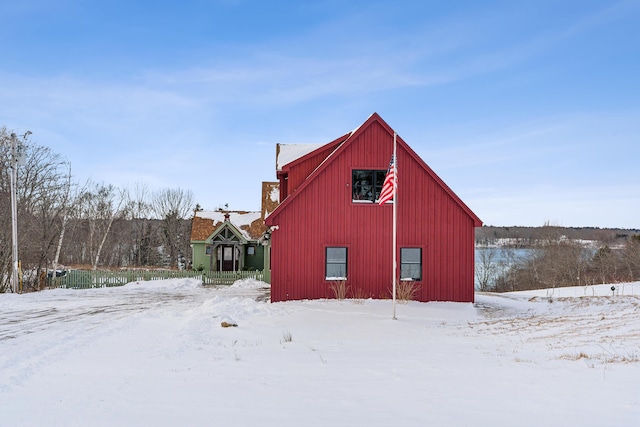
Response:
[378,155,396,205]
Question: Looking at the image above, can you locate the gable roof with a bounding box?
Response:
[207,220,248,245]
[191,210,265,242]
[278,132,351,175]
[276,144,325,171]
[266,112,482,227]
[276,132,352,200]
[275,113,370,172]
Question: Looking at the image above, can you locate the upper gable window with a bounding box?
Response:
[352,170,386,202]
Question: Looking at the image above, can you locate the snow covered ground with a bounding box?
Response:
[1,279,639,426]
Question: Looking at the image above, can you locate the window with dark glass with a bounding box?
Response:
[352,170,386,202]
[325,247,348,279]
[400,248,422,281]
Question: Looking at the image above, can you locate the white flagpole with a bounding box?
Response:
[392,132,398,320]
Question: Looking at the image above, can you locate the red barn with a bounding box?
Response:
[264,113,482,303]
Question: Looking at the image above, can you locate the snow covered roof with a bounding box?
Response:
[191,210,264,241]
[276,143,325,171]
[197,210,261,225]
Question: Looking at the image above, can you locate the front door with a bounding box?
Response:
[222,245,235,271]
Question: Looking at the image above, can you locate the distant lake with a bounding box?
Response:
[475,247,533,264]
[474,248,533,289]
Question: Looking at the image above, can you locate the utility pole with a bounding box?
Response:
[9,131,30,293]
[9,133,19,293]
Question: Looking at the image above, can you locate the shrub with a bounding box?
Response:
[351,288,367,305]
[281,331,293,343]
[329,280,349,300]
[395,280,419,303]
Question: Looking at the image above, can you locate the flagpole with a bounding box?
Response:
[392,132,397,320]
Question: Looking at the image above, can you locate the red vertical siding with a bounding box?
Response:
[267,115,481,303]
[281,134,349,199]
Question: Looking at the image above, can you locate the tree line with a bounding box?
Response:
[476,225,639,248]
[476,225,640,292]
[1,128,195,292]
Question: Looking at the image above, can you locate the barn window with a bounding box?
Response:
[400,248,422,281]
[325,247,348,279]
[352,170,386,202]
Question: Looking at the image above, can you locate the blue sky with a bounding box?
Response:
[2,0,639,228]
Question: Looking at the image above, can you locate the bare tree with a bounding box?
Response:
[0,129,76,291]
[620,235,640,281]
[494,228,590,292]
[125,182,158,266]
[475,248,498,292]
[77,182,127,270]
[151,188,194,268]
[50,177,87,286]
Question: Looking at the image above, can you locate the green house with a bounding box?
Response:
[190,210,266,272]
